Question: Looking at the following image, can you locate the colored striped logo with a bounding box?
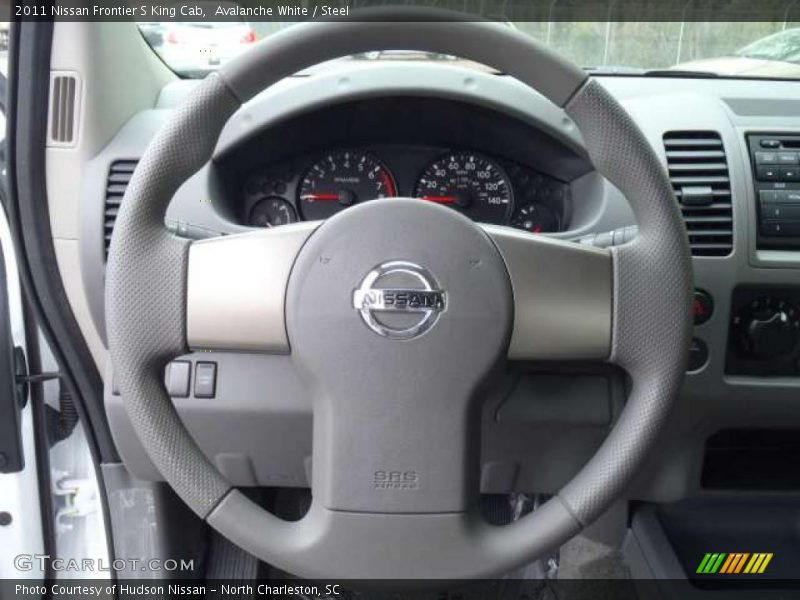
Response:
[696,552,773,574]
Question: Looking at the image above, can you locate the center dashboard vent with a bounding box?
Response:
[104,160,138,259]
[664,131,733,257]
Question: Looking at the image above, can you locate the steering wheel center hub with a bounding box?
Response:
[285,198,513,513]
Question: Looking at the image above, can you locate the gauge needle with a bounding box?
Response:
[302,193,340,201]
[420,195,457,204]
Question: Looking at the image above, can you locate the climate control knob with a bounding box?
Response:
[746,310,798,358]
[732,297,800,360]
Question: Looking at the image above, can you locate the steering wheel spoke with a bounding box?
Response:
[484,225,612,362]
[185,223,317,353]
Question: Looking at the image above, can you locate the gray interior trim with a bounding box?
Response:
[724,98,800,117]
[105,353,622,493]
[624,507,688,580]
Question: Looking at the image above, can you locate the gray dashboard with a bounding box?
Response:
[90,61,800,501]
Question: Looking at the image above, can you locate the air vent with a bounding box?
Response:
[47,72,81,147]
[664,131,733,257]
[104,160,138,259]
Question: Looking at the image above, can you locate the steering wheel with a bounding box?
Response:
[106,14,692,579]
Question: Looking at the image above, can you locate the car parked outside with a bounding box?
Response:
[674,27,800,78]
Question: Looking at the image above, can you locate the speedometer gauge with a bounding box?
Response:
[413,152,513,224]
[298,150,396,220]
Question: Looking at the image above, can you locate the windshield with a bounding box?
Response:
[138,20,800,80]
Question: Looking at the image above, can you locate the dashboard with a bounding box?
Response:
[80,59,800,503]
[238,145,569,233]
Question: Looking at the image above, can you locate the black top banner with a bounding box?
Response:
[6,0,800,22]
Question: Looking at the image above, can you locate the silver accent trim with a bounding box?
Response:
[353,261,445,340]
[186,222,317,352]
[483,225,612,360]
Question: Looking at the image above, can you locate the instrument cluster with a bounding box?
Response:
[240,146,569,234]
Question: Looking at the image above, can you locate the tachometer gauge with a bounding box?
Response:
[249,197,297,227]
[511,203,560,233]
[298,150,396,220]
[413,152,513,224]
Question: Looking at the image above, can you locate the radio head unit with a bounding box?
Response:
[749,133,800,248]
